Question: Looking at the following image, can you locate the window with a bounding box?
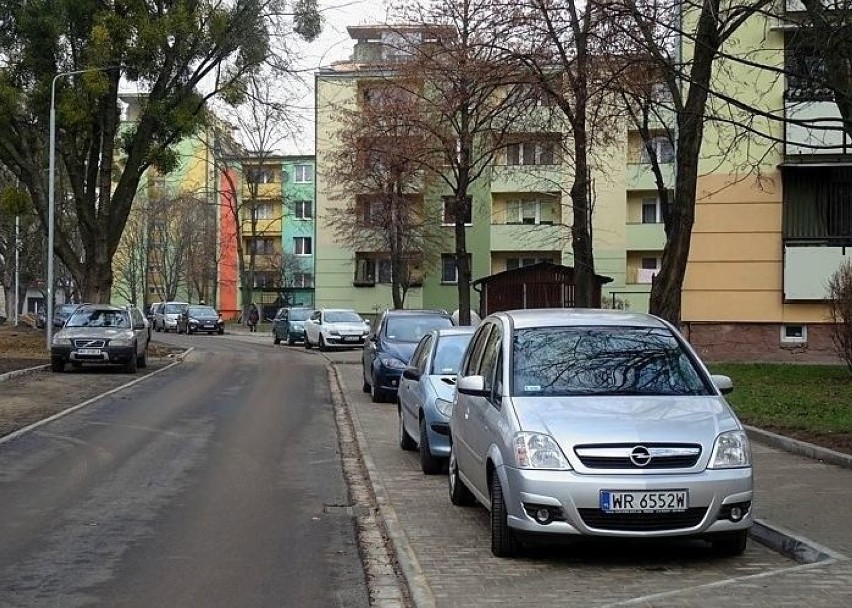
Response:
[292,273,313,288]
[355,254,377,285]
[506,257,554,271]
[506,140,558,166]
[441,253,472,284]
[293,200,313,220]
[294,164,313,183]
[253,202,276,220]
[442,196,472,225]
[641,257,660,270]
[781,325,807,343]
[506,199,555,225]
[248,237,276,255]
[783,167,852,243]
[479,327,502,395]
[359,198,385,225]
[294,237,312,256]
[246,168,277,184]
[785,32,832,101]
[254,271,279,288]
[463,324,493,376]
[640,136,675,164]
[641,198,662,224]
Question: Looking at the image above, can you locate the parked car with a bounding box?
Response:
[273,306,314,345]
[53,303,81,328]
[362,309,455,403]
[150,302,165,331]
[398,327,476,474]
[155,301,188,332]
[449,309,752,558]
[304,309,370,351]
[50,304,150,373]
[177,304,224,334]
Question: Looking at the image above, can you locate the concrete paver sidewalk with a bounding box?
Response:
[334,361,852,607]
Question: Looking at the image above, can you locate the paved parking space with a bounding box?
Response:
[329,362,852,607]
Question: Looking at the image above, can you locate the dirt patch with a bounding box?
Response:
[0,325,49,375]
[757,425,852,456]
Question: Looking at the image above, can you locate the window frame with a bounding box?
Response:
[293,164,314,183]
[293,236,313,256]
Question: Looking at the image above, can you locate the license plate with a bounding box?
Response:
[204,324,215,328]
[600,490,688,513]
[343,336,360,342]
[76,348,101,355]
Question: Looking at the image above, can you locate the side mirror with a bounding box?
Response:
[710,374,734,395]
[402,366,421,381]
[365,319,371,326]
[457,375,488,397]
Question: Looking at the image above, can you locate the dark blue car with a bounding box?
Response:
[362,309,455,403]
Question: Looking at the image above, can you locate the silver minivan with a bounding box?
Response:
[449,309,752,558]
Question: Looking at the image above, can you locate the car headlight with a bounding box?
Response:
[708,430,751,469]
[110,336,134,346]
[379,357,406,369]
[435,398,453,417]
[513,432,572,470]
[189,317,198,324]
[329,329,340,336]
[52,335,71,346]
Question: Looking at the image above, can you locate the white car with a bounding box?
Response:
[304,309,370,350]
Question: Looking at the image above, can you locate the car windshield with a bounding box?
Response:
[57,305,77,316]
[66,309,130,329]
[325,311,362,323]
[512,326,711,397]
[164,303,186,314]
[431,334,474,375]
[385,315,453,343]
[188,306,217,316]
[289,309,313,321]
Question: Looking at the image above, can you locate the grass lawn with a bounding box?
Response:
[709,363,852,435]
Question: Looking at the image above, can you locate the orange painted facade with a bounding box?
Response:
[218,169,240,320]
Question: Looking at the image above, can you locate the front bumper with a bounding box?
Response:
[323,334,366,348]
[287,328,306,340]
[501,466,753,538]
[374,366,404,393]
[190,320,223,332]
[423,408,451,457]
[51,345,136,364]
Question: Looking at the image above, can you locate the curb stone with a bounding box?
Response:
[751,519,847,564]
[0,350,190,446]
[328,363,433,608]
[0,363,49,383]
[745,425,852,470]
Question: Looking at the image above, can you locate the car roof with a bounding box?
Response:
[433,326,477,337]
[383,309,451,316]
[491,308,669,330]
[74,304,127,312]
[320,308,358,312]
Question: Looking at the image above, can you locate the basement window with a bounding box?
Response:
[781,325,807,343]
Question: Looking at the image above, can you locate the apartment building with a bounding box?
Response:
[680,2,847,361]
[282,155,317,307]
[315,25,671,316]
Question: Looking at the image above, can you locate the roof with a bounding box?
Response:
[492,308,668,330]
[382,309,451,316]
[433,326,477,337]
[472,261,613,287]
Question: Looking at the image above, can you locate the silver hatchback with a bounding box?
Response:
[449,309,752,558]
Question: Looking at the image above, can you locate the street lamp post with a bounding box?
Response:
[46,67,113,350]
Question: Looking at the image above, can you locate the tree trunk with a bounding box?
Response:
[454,192,471,325]
[80,260,114,303]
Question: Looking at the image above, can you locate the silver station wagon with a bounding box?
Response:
[448,309,753,558]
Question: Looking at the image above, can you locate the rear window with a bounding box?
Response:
[164,303,187,314]
[512,326,711,397]
[188,306,217,316]
[289,309,313,321]
[384,315,454,343]
[431,334,474,375]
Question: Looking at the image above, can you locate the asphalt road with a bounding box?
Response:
[0,332,368,608]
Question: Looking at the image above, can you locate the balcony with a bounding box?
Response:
[242,182,281,199]
[490,165,563,193]
[784,244,849,300]
[785,101,852,156]
[626,163,675,191]
[241,218,282,234]
[626,223,666,251]
[490,223,565,252]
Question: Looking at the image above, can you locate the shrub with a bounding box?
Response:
[828,260,852,374]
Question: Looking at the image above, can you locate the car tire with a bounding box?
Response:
[362,371,371,394]
[371,381,386,403]
[305,335,312,349]
[419,417,443,475]
[490,474,520,558]
[187,326,194,335]
[138,348,148,369]
[448,444,475,507]
[125,349,138,374]
[399,405,416,451]
[218,328,224,335]
[274,333,281,345]
[51,358,65,373]
[711,530,748,557]
[287,334,295,346]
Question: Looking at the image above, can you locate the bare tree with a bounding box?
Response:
[112,203,149,305]
[327,79,443,309]
[828,259,852,374]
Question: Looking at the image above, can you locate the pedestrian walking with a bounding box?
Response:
[247,303,260,333]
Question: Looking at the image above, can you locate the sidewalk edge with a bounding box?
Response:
[751,518,847,564]
[745,425,852,470]
[0,351,190,446]
[329,362,435,608]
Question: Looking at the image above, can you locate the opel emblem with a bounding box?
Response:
[629,446,652,467]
